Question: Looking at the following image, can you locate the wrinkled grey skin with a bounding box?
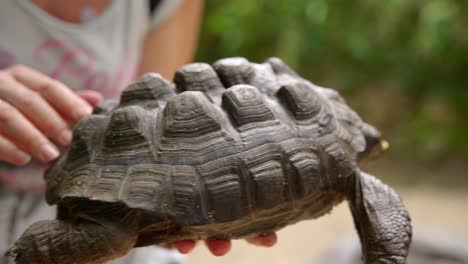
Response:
[9,57,411,264]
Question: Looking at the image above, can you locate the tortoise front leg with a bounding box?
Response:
[8,209,139,264]
[348,171,412,264]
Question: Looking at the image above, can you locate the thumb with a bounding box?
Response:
[76,90,103,107]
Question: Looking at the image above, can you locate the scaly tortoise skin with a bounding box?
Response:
[9,57,412,264]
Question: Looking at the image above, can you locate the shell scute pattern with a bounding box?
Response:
[66,115,108,170]
[50,57,367,220]
[213,57,255,88]
[238,143,286,213]
[170,165,206,225]
[248,159,285,210]
[58,164,98,200]
[277,81,322,122]
[100,106,152,159]
[315,86,367,153]
[162,91,223,138]
[122,164,172,213]
[120,73,174,108]
[289,151,322,197]
[86,166,127,201]
[196,157,246,222]
[222,84,275,127]
[174,63,225,103]
[158,91,239,164]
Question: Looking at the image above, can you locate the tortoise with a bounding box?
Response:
[8,57,412,264]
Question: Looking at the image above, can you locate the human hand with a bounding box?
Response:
[172,232,277,256]
[0,65,102,165]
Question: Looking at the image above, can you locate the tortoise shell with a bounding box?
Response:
[44,57,381,243]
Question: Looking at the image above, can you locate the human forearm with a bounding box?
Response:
[138,0,204,80]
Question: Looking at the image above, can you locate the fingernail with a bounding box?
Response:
[13,150,32,165]
[176,244,192,254]
[58,130,73,146]
[261,235,277,247]
[211,246,227,256]
[39,143,60,162]
[173,240,195,254]
[72,106,92,121]
[210,241,230,256]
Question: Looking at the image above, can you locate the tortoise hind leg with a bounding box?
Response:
[8,208,139,264]
[347,171,412,264]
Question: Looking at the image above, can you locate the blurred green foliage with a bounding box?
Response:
[196,0,468,159]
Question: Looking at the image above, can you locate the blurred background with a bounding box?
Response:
[186,1,468,263]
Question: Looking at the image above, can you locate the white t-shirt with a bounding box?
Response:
[0,0,181,98]
[0,1,185,263]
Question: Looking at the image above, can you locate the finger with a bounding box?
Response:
[8,65,92,122]
[0,133,31,165]
[205,240,231,256]
[0,99,59,163]
[246,232,277,247]
[0,74,72,146]
[172,240,196,254]
[76,90,103,107]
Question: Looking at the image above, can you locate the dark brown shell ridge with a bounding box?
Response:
[46,58,375,223]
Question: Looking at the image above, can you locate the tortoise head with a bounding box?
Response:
[358,123,389,166]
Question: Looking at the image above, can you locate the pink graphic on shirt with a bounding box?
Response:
[34,39,91,80]
[0,164,46,193]
[84,73,110,95]
[33,38,138,99]
[0,49,16,69]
